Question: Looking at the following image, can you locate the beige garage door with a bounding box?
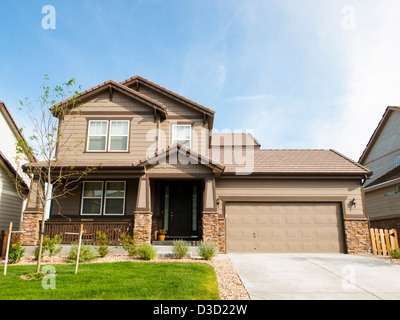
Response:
[226,202,345,253]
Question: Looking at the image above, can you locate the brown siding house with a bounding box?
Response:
[359,106,400,235]
[21,76,372,254]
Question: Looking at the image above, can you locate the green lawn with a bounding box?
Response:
[0,262,220,300]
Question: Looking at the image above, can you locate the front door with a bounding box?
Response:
[162,181,201,238]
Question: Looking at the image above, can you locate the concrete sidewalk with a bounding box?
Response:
[227,253,400,300]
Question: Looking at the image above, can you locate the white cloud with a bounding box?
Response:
[312,1,400,161]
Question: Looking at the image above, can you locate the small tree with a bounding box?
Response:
[14,75,99,273]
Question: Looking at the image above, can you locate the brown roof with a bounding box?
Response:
[51,80,168,118]
[211,133,261,148]
[121,75,215,116]
[365,166,400,188]
[211,149,372,176]
[359,106,400,164]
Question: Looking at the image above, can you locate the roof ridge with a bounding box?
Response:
[120,75,215,115]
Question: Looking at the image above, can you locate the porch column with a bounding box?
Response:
[134,176,152,244]
[202,176,219,247]
[20,177,44,245]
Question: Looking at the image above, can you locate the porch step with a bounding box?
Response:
[152,240,200,246]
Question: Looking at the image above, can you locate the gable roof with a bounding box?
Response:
[359,106,400,164]
[364,165,400,189]
[120,75,215,128]
[133,143,224,173]
[51,80,168,119]
[211,149,372,177]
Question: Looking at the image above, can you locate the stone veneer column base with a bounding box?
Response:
[20,211,43,246]
[344,219,371,255]
[134,212,152,244]
[202,212,219,249]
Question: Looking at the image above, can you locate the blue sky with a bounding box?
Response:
[1,0,400,161]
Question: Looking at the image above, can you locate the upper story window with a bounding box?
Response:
[396,155,400,167]
[87,120,108,152]
[87,120,129,152]
[109,121,129,151]
[172,124,191,148]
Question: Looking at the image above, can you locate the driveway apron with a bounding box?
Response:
[227,253,400,300]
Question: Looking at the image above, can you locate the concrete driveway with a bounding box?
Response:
[227,253,400,300]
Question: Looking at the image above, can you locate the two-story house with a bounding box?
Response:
[21,76,372,254]
[0,101,35,232]
[359,106,400,235]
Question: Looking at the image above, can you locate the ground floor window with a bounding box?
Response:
[81,181,126,215]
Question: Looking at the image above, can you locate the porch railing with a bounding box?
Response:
[44,219,133,245]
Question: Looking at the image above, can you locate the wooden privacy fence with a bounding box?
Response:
[370,228,399,256]
[0,230,21,257]
[44,220,133,245]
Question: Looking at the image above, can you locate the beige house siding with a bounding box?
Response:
[0,166,24,230]
[364,111,400,185]
[215,178,365,218]
[59,90,209,163]
[365,185,400,220]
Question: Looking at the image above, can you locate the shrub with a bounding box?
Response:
[173,240,189,259]
[121,232,138,256]
[198,241,218,260]
[390,248,400,259]
[8,241,25,264]
[67,243,98,263]
[34,234,63,260]
[96,231,110,258]
[137,243,157,260]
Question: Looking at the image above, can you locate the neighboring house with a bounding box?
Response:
[0,101,35,231]
[21,76,372,254]
[359,106,400,234]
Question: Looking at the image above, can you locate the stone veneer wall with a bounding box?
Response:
[202,213,219,248]
[218,218,225,253]
[134,213,152,244]
[20,211,42,245]
[344,219,371,254]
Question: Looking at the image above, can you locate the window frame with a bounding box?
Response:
[86,120,109,152]
[80,180,127,216]
[107,120,130,152]
[396,155,400,167]
[103,181,126,216]
[171,124,192,148]
[80,181,104,216]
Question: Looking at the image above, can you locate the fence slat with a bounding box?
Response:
[370,228,378,255]
[384,229,391,253]
[375,229,382,255]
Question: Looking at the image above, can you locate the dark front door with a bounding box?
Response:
[162,181,201,238]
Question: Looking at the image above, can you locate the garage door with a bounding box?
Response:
[226,202,345,253]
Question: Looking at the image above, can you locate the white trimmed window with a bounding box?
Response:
[87,121,108,151]
[104,181,126,215]
[396,155,400,167]
[172,125,191,147]
[109,121,129,151]
[86,120,130,152]
[81,181,103,215]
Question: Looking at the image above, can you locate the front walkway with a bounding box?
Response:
[227,253,400,300]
